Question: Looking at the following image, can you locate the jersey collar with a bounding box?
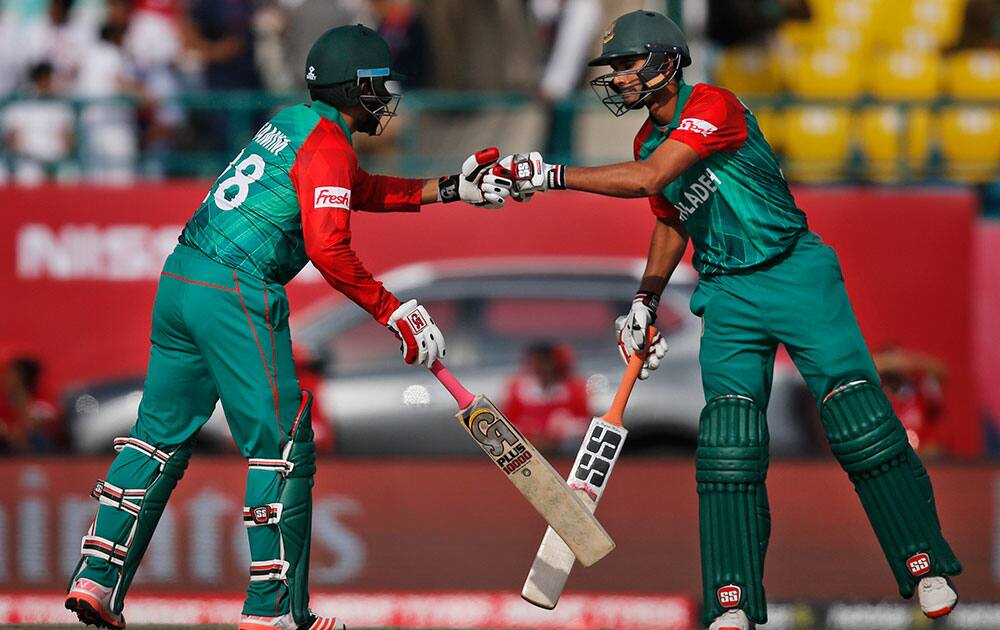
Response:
[655,80,694,133]
[310,100,353,145]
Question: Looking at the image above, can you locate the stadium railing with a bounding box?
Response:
[0,89,998,185]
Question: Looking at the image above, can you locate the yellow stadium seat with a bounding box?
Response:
[866,51,942,101]
[777,20,816,51]
[751,107,784,152]
[873,0,964,49]
[786,49,864,100]
[857,107,932,182]
[809,0,879,30]
[879,26,944,52]
[944,50,1000,100]
[908,0,966,49]
[713,47,782,96]
[939,107,1000,183]
[782,106,853,182]
[817,25,871,52]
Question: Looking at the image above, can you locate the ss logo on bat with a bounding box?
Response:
[573,424,623,488]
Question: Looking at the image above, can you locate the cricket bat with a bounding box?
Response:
[430,359,615,567]
[520,327,653,608]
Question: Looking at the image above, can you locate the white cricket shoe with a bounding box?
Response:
[239,611,346,630]
[918,575,958,619]
[709,609,752,630]
[65,578,126,629]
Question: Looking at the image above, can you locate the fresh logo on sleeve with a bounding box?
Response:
[678,118,718,137]
[314,187,351,210]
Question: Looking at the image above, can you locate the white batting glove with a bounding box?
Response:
[615,291,669,380]
[387,299,446,368]
[494,151,565,202]
[438,147,512,208]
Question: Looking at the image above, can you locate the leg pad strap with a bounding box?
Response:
[81,535,129,567]
[242,391,317,624]
[249,559,290,582]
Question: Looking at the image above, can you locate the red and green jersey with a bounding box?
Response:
[633,82,807,275]
[181,100,422,324]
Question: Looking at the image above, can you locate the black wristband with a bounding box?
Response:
[634,290,660,320]
[547,164,566,190]
[438,174,460,203]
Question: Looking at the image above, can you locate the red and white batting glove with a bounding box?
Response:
[493,151,565,202]
[615,291,668,380]
[438,147,512,208]
[387,299,447,368]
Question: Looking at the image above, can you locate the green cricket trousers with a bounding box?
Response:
[691,231,961,626]
[73,244,308,617]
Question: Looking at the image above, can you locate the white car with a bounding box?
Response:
[66,257,809,455]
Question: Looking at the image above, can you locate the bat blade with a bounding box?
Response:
[521,417,628,608]
[456,395,615,567]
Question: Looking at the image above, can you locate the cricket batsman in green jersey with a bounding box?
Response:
[64,25,511,630]
[497,10,962,630]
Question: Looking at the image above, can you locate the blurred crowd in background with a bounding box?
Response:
[0,0,997,192]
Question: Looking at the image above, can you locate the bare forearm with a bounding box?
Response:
[562,139,701,199]
[563,161,665,198]
[639,216,689,296]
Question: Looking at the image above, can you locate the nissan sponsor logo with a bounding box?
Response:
[15,223,325,283]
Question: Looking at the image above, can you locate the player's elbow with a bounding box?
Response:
[633,171,665,198]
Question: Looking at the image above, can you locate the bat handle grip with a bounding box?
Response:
[430,359,476,409]
[604,326,657,425]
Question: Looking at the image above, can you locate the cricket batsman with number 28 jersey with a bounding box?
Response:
[64,24,510,630]
[498,10,962,630]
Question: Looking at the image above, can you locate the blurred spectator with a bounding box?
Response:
[181,0,262,155]
[122,0,184,177]
[0,355,62,453]
[422,0,540,90]
[21,0,99,91]
[533,0,601,103]
[75,2,141,184]
[1,62,76,185]
[183,0,261,90]
[371,0,430,89]
[502,342,590,453]
[126,0,182,71]
[251,0,294,92]
[950,0,1000,51]
[874,345,947,456]
[253,0,368,93]
[707,0,809,47]
[0,4,23,97]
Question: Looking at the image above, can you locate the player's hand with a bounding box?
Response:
[438,148,513,208]
[494,151,565,202]
[387,299,447,368]
[615,291,668,380]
